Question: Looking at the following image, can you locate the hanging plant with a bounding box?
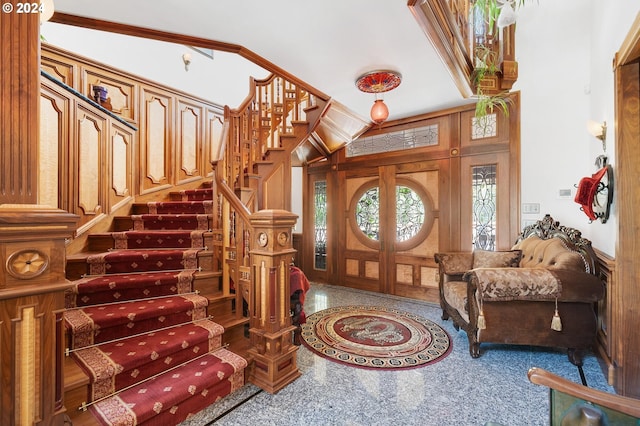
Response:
[472,44,509,122]
[475,93,510,118]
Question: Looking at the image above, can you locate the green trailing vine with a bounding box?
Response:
[472,45,510,122]
[469,2,532,123]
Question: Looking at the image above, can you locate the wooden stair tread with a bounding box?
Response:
[216,315,249,329]
[195,270,222,278]
[64,355,89,389]
[67,409,100,426]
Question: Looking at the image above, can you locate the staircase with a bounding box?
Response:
[64,183,248,425]
[58,66,370,424]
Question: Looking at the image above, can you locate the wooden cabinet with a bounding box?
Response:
[594,249,615,386]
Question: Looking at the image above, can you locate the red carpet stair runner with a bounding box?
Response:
[64,186,247,425]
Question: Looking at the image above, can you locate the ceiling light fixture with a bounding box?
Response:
[356,70,402,125]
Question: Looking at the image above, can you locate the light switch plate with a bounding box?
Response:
[522,203,540,214]
[558,189,572,199]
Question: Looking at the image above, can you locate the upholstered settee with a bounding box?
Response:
[435,215,604,366]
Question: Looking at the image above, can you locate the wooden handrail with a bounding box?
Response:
[528,367,640,418]
[215,165,252,221]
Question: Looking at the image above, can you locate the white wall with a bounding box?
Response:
[40,22,269,109]
[514,0,639,256]
[291,167,304,232]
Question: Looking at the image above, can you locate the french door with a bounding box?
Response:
[305,102,519,303]
[339,162,446,300]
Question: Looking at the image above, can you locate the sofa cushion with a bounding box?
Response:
[473,250,522,269]
[465,268,561,301]
[514,236,586,272]
[435,252,473,276]
[443,280,469,323]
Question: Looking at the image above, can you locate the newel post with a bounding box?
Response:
[247,209,301,393]
[1,3,80,425]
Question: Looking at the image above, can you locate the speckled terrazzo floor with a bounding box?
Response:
[180,282,614,426]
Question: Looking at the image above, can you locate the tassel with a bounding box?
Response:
[477,309,486,330]
[551,299,562,331]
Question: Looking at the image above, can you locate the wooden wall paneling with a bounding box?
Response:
[342,249,381,293]
[73,104,107,234]
[446,113,462,252]
[40,82,71,210]
[139,87,172,195]
[205,108,225,177]
[109,122,134,212]
[393,254,439,301]
[342,174,382,292]
[0,292,67,426]
[82,66,136,121]
[614,40,640,397]
[40,44,227,201]
[176,99,203,185]
[594,248,615,386]
[40,52,76,87]
[507,93,521,238]
[459,107,511,154]
[263,162,289,211]
[391,167,441,301]
[292,233,303,267]
[327,162,343,284]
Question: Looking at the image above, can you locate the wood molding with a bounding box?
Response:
[407,0,474,98]
[614,40,640,397]
[0,2,40,204]
[614,11,640,68]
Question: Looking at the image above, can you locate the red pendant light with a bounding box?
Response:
[355,70,402,125]
[370,99,389,124]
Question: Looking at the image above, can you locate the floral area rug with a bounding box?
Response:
[300,305,451,370]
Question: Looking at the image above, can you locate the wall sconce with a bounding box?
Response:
[587,120,607,152]
[182,53,192,71]
[356,70,402,125]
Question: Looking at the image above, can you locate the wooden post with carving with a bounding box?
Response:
[1,3,80,424]
[247,209,300,393]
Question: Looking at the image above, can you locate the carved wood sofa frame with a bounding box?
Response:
[435,215,605,366]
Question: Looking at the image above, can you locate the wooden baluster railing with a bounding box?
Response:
[221,74,312,200]
[213,69,319,327]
